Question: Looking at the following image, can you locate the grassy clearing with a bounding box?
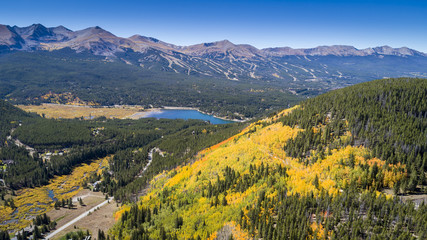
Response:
[17,104,146,119]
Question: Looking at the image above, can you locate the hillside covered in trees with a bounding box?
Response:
[0,100,246,232]
[0,100,243,192]
[0,50,302,119]
[110,78,426,239]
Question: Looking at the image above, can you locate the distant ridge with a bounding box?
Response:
[0,23,425,57]
[1,23,427,96]
[262,45,423,57]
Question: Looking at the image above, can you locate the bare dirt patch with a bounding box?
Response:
[47,190,118,239]
[54,199,118,239]
[383,188,427,208]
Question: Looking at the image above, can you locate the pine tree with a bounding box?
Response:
[0,230,10,240]
[33,226,41,240]
[313,175,320,190]
[393,180,400,195]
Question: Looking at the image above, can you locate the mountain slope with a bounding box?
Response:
[0,50,302,119]
[0,25,24,49]
[110,78,427,240]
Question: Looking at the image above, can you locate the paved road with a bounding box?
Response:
[44,197,114,239]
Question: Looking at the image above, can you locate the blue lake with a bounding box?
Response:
[143,109,234,125]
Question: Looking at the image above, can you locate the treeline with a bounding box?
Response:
[282,78,427,193]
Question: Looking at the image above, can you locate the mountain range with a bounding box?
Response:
[1,24,425,57]
[1,23,427,85]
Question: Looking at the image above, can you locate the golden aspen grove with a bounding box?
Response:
[111,78,426,240]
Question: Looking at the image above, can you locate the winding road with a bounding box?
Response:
[7,127,36,157]
[137,148,163,178]
[44,197,114,239]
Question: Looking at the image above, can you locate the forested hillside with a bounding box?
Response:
[0,100,35,145]
[282,78,427,192]
[1,100,247,232]
[110,78,427,240]
[0,99,244,198]
[0,50,302,119]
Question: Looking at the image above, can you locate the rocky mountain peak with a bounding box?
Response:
[129,35,160,43]
[307,45,362,56]
[52,25,72,33]
[76,26,116,38]
[0,24,24,48]
[0,24,425,58]
[262,45,425,57]
[371,45,420,56]
[182,39,260,58]
[12,23,54,41]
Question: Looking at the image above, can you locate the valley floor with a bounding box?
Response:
[17,104,145,120]
[16,104,244,121]
[0,157,110,232]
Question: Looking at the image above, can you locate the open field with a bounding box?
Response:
[17,104,147,119]
[0,157,110,232]
[47,189,118,240]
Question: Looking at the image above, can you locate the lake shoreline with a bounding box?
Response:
[18,103,250,122]
[131,106,249,123]
[136,108,234,124]
[162,106,249,122]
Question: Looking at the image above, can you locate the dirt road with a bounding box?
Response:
[45,197,114,239]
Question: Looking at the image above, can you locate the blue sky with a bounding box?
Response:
[1,0,426,51]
